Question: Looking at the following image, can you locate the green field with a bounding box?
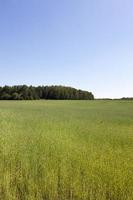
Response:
[0,100,133,200]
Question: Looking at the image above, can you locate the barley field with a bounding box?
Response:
[0,100,133,200]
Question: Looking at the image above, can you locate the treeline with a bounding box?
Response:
[0,85,94,100]
[121,97,133,100]
[96,98,133,100]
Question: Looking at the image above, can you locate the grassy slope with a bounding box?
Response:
[0,100,133,200]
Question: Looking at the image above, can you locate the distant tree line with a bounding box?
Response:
[0,85,94,100]
[121,97,133,100]
[96,97,133,100]
[96,98,113,100]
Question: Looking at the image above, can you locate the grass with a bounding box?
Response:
[0,100,133,200]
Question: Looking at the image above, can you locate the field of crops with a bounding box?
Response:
[0,100,133,200]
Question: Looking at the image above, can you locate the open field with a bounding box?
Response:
[0,100,133,200]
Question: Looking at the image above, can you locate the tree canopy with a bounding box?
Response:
[0,85,94,100]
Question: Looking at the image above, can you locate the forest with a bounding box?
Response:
[0,85,94,100]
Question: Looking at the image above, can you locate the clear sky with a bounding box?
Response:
[0,0,133,98]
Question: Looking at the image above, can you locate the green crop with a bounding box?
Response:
[0,100,133,200]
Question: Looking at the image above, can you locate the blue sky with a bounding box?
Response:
[0,0,133,98]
